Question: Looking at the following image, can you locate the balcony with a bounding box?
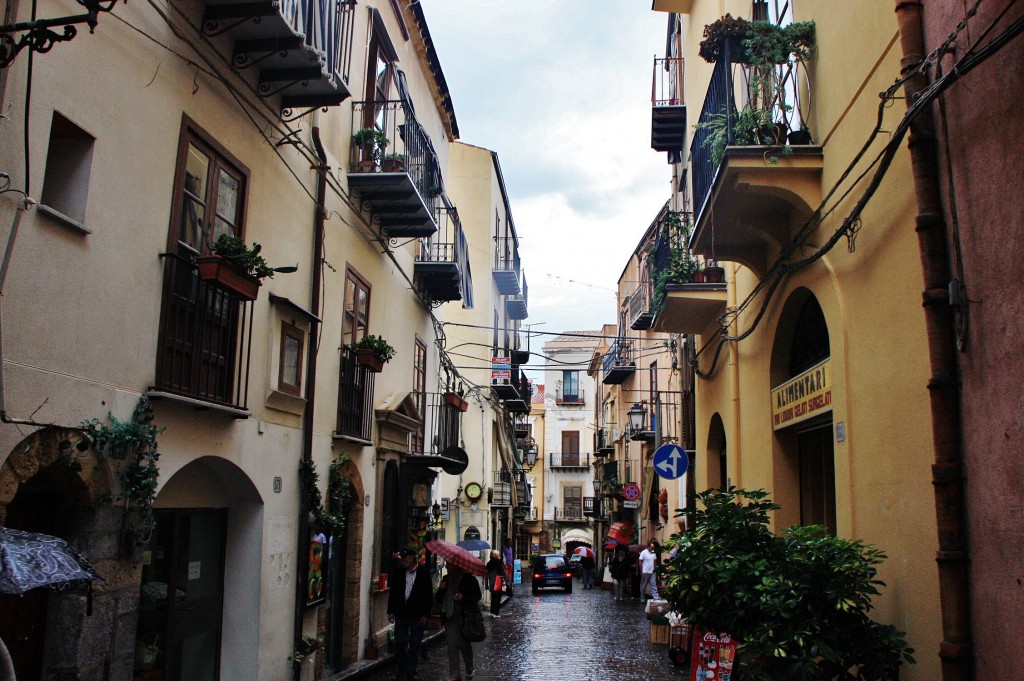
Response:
[553,507,587,523]
[492,366,531,412]
[629,281,655,330]
[348,100,440,238]
[555,387,585,406]
[651,57,687,153]
[335,346,376,442]
[493,230,521,296]
[594,429,614,457]
[505,272,528,320]
[414,198,472,304]
[689,57,823,277]
[152,253,254,416]
[405,392,468,474]
[602,339,635,385]
[652,282,728,335]
[491,477,511,507]
[550,453,591,471]
[203,0,356,115]
[510,328,530,365]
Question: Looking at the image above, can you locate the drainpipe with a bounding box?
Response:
[727,262,740,488]
[892,3,971,679]
[293,114,328,681]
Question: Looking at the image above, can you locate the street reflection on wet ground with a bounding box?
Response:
[361,578,689,681]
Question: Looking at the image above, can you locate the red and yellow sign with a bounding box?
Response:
[771,359,832,430]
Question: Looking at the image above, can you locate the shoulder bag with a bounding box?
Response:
[460,604,486,643]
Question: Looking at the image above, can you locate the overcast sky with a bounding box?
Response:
[423,1,672,341]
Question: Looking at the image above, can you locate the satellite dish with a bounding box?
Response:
[439,446,469,475]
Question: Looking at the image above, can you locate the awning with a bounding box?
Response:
[561,528,594,546]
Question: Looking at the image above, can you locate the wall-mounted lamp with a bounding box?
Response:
[525,447,538,470]
[627,402,647,435]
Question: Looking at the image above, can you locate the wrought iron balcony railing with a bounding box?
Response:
[549,452,591,470]
[153,253,254,413]
[203,0,357,114]
[602,338,635,385]
[505,271,528,320]
[553,507,586,522]
[493,229,522,296]
[491,478,512,507]
[348,99,440,237]
[629,280,654,330]
[414,197,472,304]
[651,56,687,153]
[336,346,376,441]
[555,387,585,405]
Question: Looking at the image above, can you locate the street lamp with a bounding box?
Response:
[627,402,646,435]
[592,475,601,495]
[525,446,538,470]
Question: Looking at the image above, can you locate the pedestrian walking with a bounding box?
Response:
[638,540,660,603]
[435,563,482,681]
[609,546,631,601]
[502,538,514,587]
[580,552,596,589]
[485,550,506,617]
[387,548,434,681]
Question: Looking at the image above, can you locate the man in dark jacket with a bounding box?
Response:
[388,547,434,681]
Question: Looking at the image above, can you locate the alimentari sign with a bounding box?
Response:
[771,359,832,430]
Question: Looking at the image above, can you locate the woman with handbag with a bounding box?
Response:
[485,550,506,618]
[435,563,483,681]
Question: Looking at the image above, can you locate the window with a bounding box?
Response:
[342,266,370,346]
[278,322,304,396]
[561,430,580,466]
[412,337,427,453]
[155,117,251,408]
[39,111,95,230]
[563,485,582,519]
[560,370,580,404]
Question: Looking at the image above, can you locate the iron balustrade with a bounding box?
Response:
[554,507,585,522]
[555,387,585,405]
[629,281,651,322]
[350,99,440,214]
[691,57,737,223]
[493,235,521,282]
[549,452,592,469]
[155,253,254,410]
[336,345,376,441]
[652,56,685,107]
[408,392,463,457]
[276,0,357,88]
[602,338,634,375]
[491,479,512,507]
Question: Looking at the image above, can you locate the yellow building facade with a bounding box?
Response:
[650,2,943,678]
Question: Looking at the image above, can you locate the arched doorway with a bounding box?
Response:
[0,427,119,681]
[139,456,263,681]
[706,413,728,492]
[325,456,364,670]
[770,290,835,533]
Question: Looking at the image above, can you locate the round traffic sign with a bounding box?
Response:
[623,483,641,501]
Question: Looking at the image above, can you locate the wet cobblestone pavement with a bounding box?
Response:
[360,579,690,681]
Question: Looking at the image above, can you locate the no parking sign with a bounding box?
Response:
[623,483,641,501]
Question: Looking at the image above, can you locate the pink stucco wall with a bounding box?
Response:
[924,2,1024,677]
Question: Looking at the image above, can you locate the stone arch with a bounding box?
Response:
[0,427,136,681]
[328,454,365,668]
[0,427,109,525]
[705,413,728,493]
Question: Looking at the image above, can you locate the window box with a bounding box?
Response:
[354,348,385,373]
[196,255,261,301]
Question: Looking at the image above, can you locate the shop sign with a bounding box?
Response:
[770,359,832,431]
[690,629,738,681]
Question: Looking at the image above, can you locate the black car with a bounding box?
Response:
[531,554,572,594]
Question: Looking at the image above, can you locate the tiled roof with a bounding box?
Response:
[548,331,601,344]
[531,384,545,404]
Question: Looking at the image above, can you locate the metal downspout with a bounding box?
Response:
[892,2,971,679]
[293,119,328,681]
[727,262,740,487]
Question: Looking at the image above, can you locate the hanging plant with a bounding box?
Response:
[300,455,353,534]
[287,634,323,663]
[80,396,163,542]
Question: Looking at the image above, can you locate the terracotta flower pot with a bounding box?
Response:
[705,266,726,283]
[444,392,469,412]
[196,255,260,301]
[354,348,385,373]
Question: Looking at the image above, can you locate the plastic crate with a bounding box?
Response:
[650,622,670,644]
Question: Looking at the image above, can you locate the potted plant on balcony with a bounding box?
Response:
[704,259,725,283]
[698,14,751,63]
[196,234,297,301]
[352,334,395,373]
[444,391,469,412]
[351,127,389,173]
[381,152,406,173]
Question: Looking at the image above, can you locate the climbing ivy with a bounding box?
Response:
[300,455,353,534]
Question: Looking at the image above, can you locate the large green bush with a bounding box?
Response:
[660,488,914,680]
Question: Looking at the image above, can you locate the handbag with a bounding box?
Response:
[460,605,486,643]
[493,574,503,592]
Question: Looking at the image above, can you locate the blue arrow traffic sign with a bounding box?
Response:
[653,444,690,480]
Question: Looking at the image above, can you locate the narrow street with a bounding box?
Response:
[360,577,688,681]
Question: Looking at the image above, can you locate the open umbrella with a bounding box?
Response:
[0,526,103,594]
[425,539,488,577]
[573,546,595,559]
[456,538,490,552]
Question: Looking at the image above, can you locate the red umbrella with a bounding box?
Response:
[573,546,595,558]
[425,539,488,577]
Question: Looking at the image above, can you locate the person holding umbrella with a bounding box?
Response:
[435,562,482,681]
[387,548,433,681]
[608,545,631,601]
